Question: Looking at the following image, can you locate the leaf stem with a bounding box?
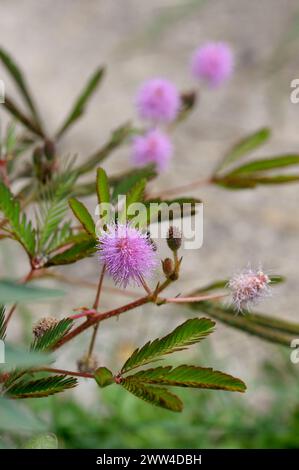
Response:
[87,265,106,358]
[34,367,93,379]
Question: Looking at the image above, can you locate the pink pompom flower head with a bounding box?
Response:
[191,42,234,87]
[98,223,157,288]
[132,129,173,172]
[228,266,271,312]
[136,78,181,123]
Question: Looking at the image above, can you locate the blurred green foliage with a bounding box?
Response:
[2,350,299,449]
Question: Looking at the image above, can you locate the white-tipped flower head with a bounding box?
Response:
[229,267,271,312]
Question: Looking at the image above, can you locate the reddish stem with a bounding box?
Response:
[56,295,150,349]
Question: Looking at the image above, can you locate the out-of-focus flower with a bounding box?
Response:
[98,224,157,288]
[191,42,234,87]
[229,267,271,312]
[132,129,173,172]
[136,78,181,123]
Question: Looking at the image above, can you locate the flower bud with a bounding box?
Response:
[167,226,182,252]
[77,354,98,374]
[33,316,58,338]
[162,257,174,278]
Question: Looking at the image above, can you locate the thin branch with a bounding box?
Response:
[34,367,93,379]
[87,265,106,357]
[55,295,150,350]
[149,177,211,199]
[164,293,228,303]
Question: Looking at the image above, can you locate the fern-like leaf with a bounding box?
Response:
[121,378,183,412]
[37,170,77,253]
[121,318,215,374]
[31,318,73,351]
[7,375,77,399]
[128,365,246,392]
[0,182,36,255]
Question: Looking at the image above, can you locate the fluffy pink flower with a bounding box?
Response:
[132,129,173,172]
[98,224,157,288]
[136,78,181,123]
[191,42,233,87]
[229,267,271,312]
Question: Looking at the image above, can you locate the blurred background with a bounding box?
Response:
[1,0,299,448]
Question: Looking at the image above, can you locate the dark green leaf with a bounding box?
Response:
[31,318,73,351]
[228,154,299,175]
[76,122,132,175]
[69,198,95,236]
[0,48,43,132]
[129,365,246,392]
[215,127,271,172]
[121,318,215,374]
[112,165,157,201]
[94,367,114,388]
[7,375,77,399]
[0,280,64,303]
[56,66,105,139]
[3,96,44,137]
[0,181,36,255]
[96,167,110,204]
[189,301,297,346]
[46,236,96,266]
[121,379,183,412]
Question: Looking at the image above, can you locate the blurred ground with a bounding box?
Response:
[1,0,299,409]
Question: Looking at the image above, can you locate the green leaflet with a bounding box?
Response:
[7,375,77,399]
[69,198,95,236]
[56,66,105,139]
[190,300,299,346]
[0,182,36,255]
[121,318,215,374]
[96,167,110,205]
[0,47,43,132]
[227,154,299,176]
[31,318,73,351]
[215,127,271,173]
[76,122,132,175]
[3,96,43,138]
[46,234,97,266]
[112,165,157,201]
[214,173,299,189]
[128,365,246,392]
[121,379,183,412]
